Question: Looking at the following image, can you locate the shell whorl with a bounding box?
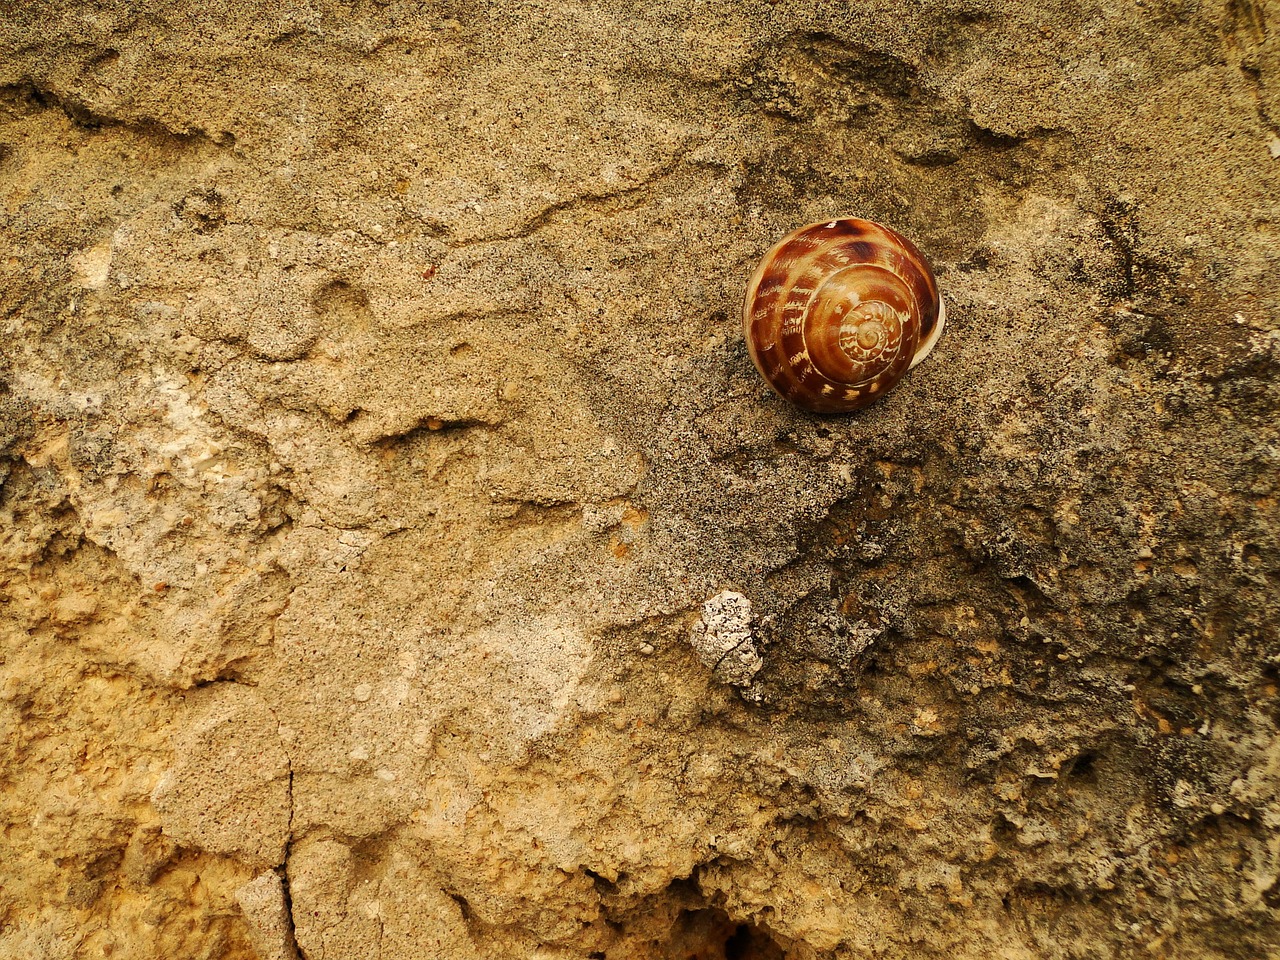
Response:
[743,218,945,414]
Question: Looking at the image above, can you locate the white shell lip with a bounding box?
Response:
[908,296,946,370]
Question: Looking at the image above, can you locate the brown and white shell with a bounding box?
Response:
[742,218,945,414]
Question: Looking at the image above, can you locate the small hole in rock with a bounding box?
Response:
[1069,751,1098,781]
[666,908,785,960]
[583,867,619,895]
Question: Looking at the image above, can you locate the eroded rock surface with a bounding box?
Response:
[1,1,1278,958]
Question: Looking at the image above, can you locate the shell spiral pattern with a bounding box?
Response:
[743,218,946,414]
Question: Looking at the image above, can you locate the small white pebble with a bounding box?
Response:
[689,591,762,686]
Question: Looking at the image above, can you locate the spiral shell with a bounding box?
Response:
[743,218,945,414]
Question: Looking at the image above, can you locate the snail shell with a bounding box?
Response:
[743,218,945,414]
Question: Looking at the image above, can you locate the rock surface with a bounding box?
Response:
[1,1,1278,958]
[691,590,764,688]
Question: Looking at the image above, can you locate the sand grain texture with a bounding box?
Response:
[2,1,1279,958]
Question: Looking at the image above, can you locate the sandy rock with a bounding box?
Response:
[1,1,1278,958]
[152,684,292,870]
[235,872,300,960]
